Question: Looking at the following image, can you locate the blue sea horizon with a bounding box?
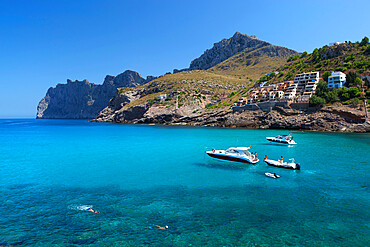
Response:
[0,119,369,246]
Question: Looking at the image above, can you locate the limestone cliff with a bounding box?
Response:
[37,70,155,119]
[189,32,297,71]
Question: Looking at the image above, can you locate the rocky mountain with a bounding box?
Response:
[189,32,297,72]
[37,70,155,119]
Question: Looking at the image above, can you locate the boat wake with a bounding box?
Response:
[68,205,93,211]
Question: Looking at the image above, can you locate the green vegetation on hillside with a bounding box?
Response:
[120,70,255,109]
[309,77,370,107]
[269,37,370,84]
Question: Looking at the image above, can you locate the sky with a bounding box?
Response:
[0,0,369,118]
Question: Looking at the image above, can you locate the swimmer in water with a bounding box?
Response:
[87,207,100,214]
[149,224,169,230]
[79,205,99,213]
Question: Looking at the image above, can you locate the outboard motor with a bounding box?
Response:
[296,163,301,170]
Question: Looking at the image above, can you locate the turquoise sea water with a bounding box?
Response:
[0,119,369,246]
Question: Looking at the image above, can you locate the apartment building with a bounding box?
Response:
[282,83,298,99]
[283,72,319,100]
[327,72,346,88]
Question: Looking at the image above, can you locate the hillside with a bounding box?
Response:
[266,41,370,84]
[208,45,297,79]
[93,70,253,122]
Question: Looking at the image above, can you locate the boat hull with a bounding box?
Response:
[265,172,280,178]
[206,152,257,164]
[266,138,296,145]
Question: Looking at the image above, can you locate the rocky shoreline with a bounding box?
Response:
[92,102,370,133]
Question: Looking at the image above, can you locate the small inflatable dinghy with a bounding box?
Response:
[264,156,300,170]
[265,172,280,179]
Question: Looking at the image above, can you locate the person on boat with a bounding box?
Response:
[254,152,258,161]
[264,155,267,161]
[273,173,278,178]
[280,156,283,163]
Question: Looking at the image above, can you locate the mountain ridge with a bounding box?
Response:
[189,32,297,73]
[37,70,155,119]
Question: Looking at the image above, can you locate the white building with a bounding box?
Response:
[329,42,344,46]
[158,94,167,101]
[283,84,297,100]
[283,72,319,100]
[327,72,346,88]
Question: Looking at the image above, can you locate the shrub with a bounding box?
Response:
[360,36,369,46]
[228,92,236,98]
[345,71,360,87]
[340,92,350,101]
[343,62,352,68]
[344,53,355,62]
[309,95,326,107]
[287,54,300,62]
[325,90,340,103]
[322,71,331,82]
[205,103,218,109]
[350,98,360,107]
[315,81,328,97]
[364,45,370,55]
[348,87,361,98]
[285,70,295,79]
[336,67,347,72]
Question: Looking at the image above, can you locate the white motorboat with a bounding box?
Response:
[266,135,296,145]
[264,156,300,170]
[265,172,280,179]
[206,147,259,164]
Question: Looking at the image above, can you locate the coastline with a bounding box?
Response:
[90,105,370,133]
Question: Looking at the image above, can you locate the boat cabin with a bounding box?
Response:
[226,147,252,156]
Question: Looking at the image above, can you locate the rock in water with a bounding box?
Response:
[36,70,155,119]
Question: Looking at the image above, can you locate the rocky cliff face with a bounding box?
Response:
[93,95,370,133]
[93,86,214,124]
[37,70,155,119]
[319,43,353,60]
[189,32,296,70]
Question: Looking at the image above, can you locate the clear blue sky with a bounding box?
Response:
[0,0,369,117]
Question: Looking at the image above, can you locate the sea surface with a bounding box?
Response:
[0,119,369,246]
